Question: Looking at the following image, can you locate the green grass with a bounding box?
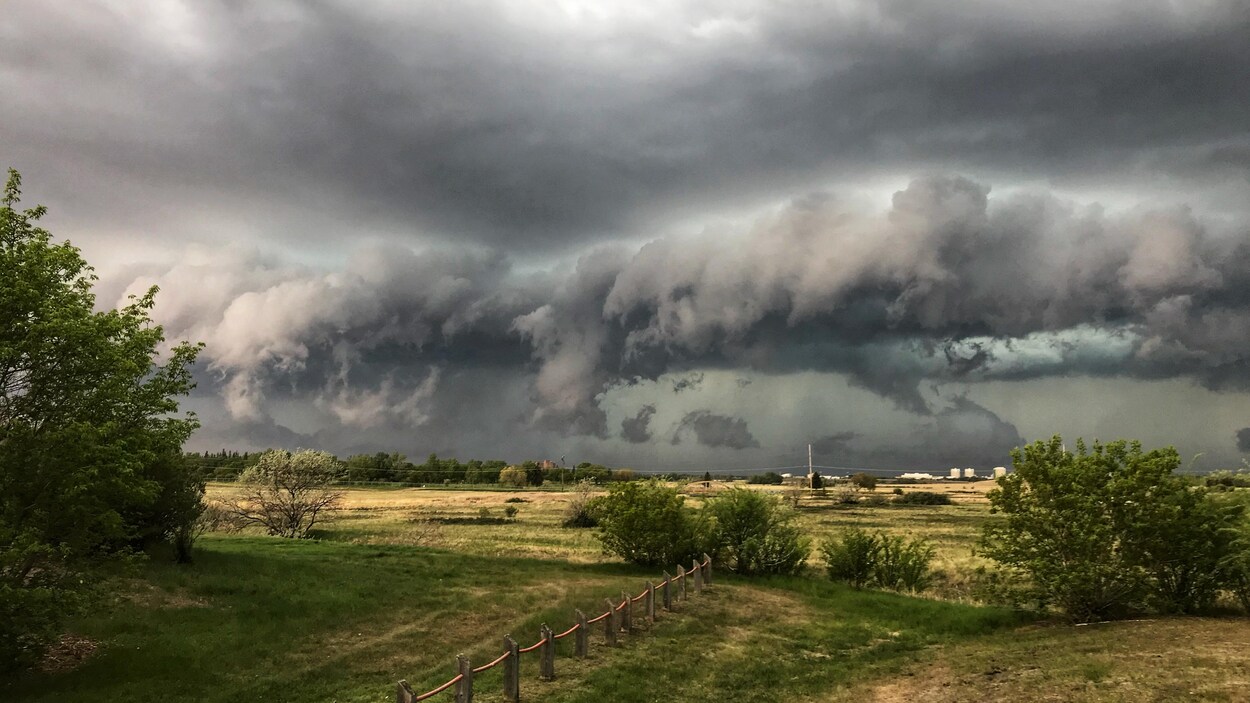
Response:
[10,484,1245,702]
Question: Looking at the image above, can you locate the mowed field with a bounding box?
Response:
[4,482,1248,703]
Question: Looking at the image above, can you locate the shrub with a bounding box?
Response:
[892,487,904,495]
[820,528,934,592]
[221,450,344,539]
[595,481,700,567]
[747,472,785,485]
[980,436,1244,621]
[562,480,600,528]
[703,488,810,575]
[504,497,528,504]
[850,472,877,492]
[893,491,953,506]
[820,528,879,589]
[503,506,519,519]
[874,534,936,592]
[498,466,527,489]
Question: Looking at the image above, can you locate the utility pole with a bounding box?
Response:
[560,455,566,492]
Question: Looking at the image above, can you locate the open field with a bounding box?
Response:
[4,482,1248,702]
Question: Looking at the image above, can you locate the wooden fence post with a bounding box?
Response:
[662,572,672,611]
[646,581,656,622]
[455,654,473,703]
[503,636,519,702]
[621,592,633,633]
[574,609,589,658]
[693,559,703,593]
[539,624,555,681]
[703,553,712,585]
[603,599,618,647]
[677,565,687,600]
[397,680,416,703]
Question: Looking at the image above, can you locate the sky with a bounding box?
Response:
[4,0,1250,472]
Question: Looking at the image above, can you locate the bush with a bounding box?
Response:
[703,488,810,575]
[820,528,934,592]
[221,450,344,539]
[850,472,877,492]
[562,480,600,528]
[892,491,953,505]
[595,481,701,567]
[504,497,528,503]
[747,472,784,485]
[820,528,879,589]
[874,534,936,592]
[503,506,519,519]
[980,436,1245,621]
[498,466,527,489]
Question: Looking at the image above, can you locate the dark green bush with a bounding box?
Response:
[595,481,700,567]
[820,528,879,589]
[892,491,953,505]
[980,436,1245,621]
[703,488,809,575]
[820,528,934,592]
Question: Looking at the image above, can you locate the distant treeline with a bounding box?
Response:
[186,450,689,485]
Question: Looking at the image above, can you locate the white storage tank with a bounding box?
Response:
[993,466,1007,478]
[963,468,976,478]
[949,468,961,479]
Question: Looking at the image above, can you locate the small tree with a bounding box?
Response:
[595,481,701,566]
[562,479,599,527]
[980,436,1243,620]
[223,450,344,538]
[850,472,877,492]
[499,466,528,489]
[703,488,809,574]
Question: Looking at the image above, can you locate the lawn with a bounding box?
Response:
[4,482,1248,702]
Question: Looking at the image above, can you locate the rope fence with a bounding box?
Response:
[396,554,713,703]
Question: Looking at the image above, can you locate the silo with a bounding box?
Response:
[949,468,960,479]
[963,468,976,478]
[993,466,1007,478]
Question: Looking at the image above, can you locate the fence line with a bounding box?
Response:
[395,554,713,703]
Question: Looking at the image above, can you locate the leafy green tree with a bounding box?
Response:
[0,168,202,669]
[499,465,528,489]
[980,436,1243,620]
[595,481,701,567]
[521,460,544,487]
[703,488,809,574]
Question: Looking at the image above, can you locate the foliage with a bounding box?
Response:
[820,528,880,589]
[503,505,519,519]
[498,466,527,489]
[821,528,934,592]
[979,436,1244,621]
[747,471,784,485]
[0,168,202,670]
[892,491,953,505]
[873,534,936,592]
[221,450,344,539]
[595,481,701,567]
[850,472,877,492]
[703,488,810,575]
[562,479,600,528]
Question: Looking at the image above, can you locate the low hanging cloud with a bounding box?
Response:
[673,411,761,450]
[811,432,860,456]
[105,175,1250,462]
[1238,428,1250,453]
[621,405,657,444]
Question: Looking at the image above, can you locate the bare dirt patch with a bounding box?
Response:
[38,634,98,674]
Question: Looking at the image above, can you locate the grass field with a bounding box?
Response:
[3,482,1248,702]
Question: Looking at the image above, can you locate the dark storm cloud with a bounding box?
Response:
[621,405,657,444]
[673,411,760,450]
[1238,428,1250,454]
[812,432,859,456]
[3,1,1249,252]
[671,373,705,394]
[108,173,1250,461]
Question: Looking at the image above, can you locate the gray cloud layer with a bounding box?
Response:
[90,174,1250,466]
[4,1,1248,255]
[7,1,1250,467]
